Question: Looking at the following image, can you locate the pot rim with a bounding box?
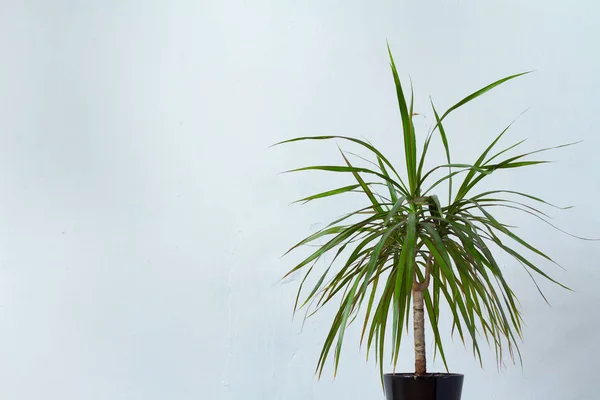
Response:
[383,372,464,378]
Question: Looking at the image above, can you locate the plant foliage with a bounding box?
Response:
[275,45,578,379]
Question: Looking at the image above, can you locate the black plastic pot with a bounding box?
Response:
[383,373,464,400]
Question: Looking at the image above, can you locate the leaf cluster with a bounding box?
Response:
[275,45,578,378]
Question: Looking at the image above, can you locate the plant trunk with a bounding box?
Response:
[413,255,432,377]
[413,287,426,376]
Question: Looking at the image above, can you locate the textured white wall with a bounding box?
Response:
[0,1,599,399]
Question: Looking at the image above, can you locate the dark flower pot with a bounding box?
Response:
[383,373,464,400]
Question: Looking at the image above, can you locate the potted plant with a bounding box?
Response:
[275,46,577,400]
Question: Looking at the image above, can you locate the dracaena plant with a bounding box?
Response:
[275,46,577,379]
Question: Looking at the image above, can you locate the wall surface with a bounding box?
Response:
[1,1,599,399]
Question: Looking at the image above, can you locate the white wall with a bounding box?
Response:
[0,1,599,399]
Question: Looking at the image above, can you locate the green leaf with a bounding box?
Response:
[392,213,416,367]
[340,149,384,214]
[430,101,452,203]
[415,265,449,371]
[378,157,399,203]
[388,44,417,193]
[472,190,572,210]
[293,184,364,204]
[273,135,409,194]
[283,213,386,279]
[384,196,408,225]
[284,165,405,192]
[455,120,515,203]
[437,72,531,125]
